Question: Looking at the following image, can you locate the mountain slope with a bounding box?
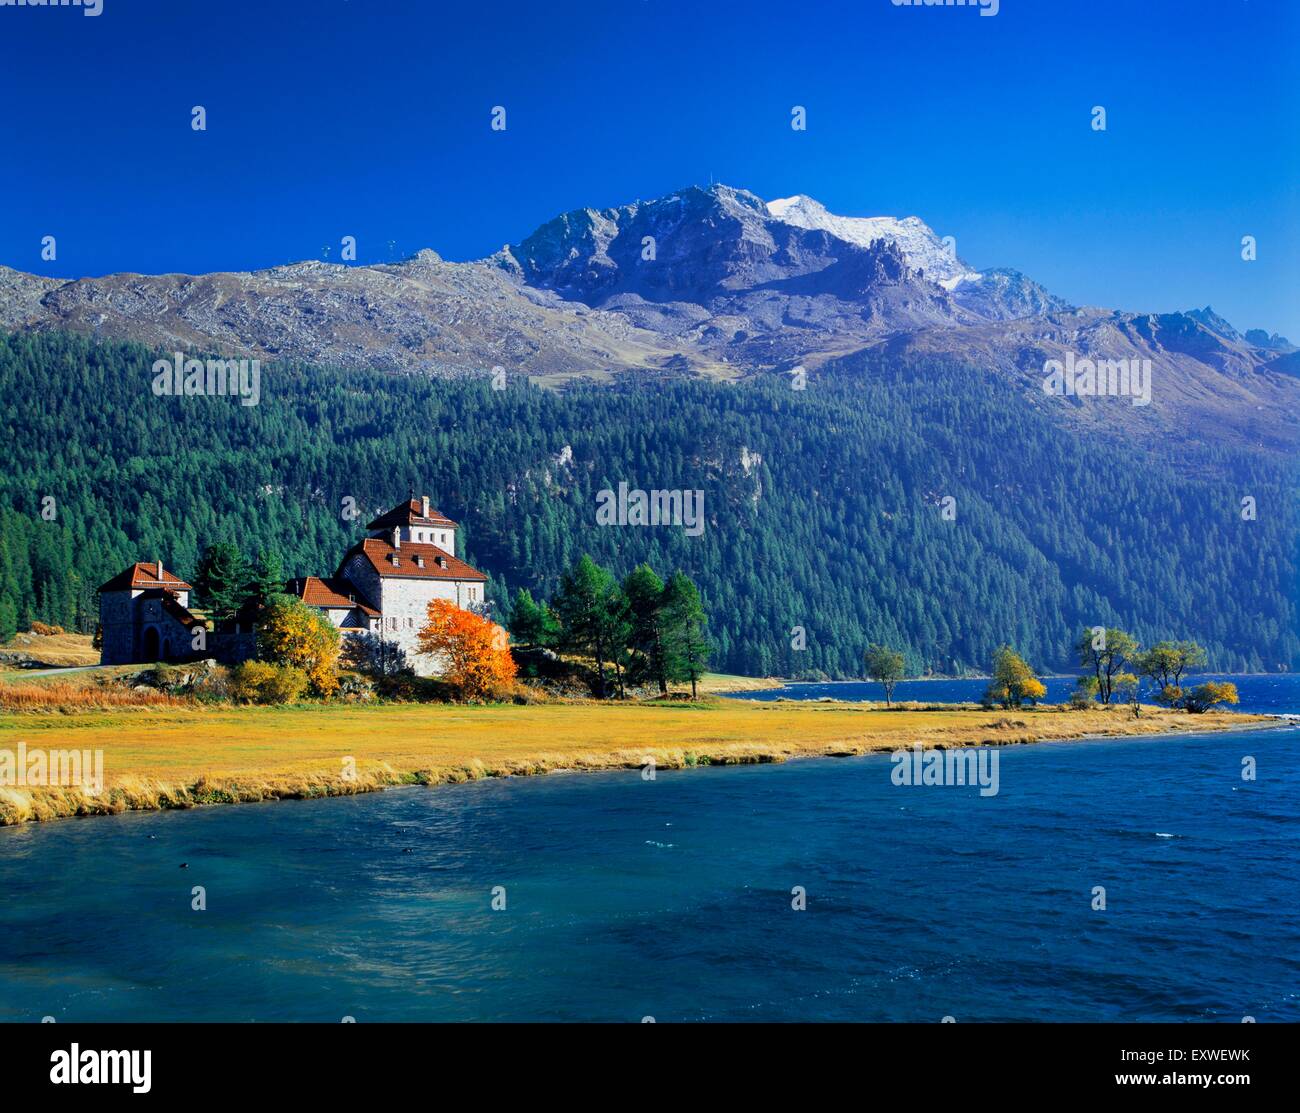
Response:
[1,184,1296,455]
[1,331,1294,674]
[0,254,696,379]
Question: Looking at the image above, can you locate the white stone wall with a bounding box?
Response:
[373,576,456,676]
[402,525,455,551]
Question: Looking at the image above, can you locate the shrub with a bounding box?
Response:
[1069,675,1100,709]
[256,595,341,697]
[230,661,309,705]
[1154,684,1185,707]
[1183,681,1239,713]
[29,622,66,636]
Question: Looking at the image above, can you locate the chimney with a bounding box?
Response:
[391,526,400,550]
[155,558,163,581]
[421,495,430,519]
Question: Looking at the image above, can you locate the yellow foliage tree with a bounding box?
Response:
[1184,680,1239,713]
[986,645,1046,709]
[1018,676,1047,703]
[256,595,341,697]
[417,599,516,700]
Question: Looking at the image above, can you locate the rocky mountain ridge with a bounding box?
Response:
[1,183,1295,452]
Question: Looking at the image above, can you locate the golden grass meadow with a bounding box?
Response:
[0,686,1267,826]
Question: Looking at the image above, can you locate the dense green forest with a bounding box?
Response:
[0,330,1295,674]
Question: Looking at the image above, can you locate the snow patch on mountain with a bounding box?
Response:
[767,194,982,291]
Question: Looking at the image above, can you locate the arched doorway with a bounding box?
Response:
[142,626,161,662]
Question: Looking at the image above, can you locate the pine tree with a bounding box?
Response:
[195,542,253,625]
[624,563,669,694]
[507,587,559,648]
[662,571,710,699]
[251,549,286,609]
[553,555,627,698]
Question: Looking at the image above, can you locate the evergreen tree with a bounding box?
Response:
[623,563,669,694]
[251,549,286,610]
[0,332,1294,674]
[507,587,558,648]
[553,555,630,698]
[195,542,253,624]
[662,571,710,699]
[604,583,633,700]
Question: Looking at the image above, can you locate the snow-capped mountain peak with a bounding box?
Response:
[766,194,981,290]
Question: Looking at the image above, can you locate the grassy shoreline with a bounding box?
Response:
[0,698,1275,827]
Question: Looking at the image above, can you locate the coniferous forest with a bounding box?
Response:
[1,330,1295,675]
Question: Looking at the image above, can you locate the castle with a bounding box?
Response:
[98,496,488,677]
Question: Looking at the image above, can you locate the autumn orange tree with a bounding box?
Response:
[417,599,516,700]
[257,595,341,697]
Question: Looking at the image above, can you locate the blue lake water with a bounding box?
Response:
[1,678,1297,1022]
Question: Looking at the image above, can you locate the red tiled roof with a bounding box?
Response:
[342,538,486,582]
[288,576,380,617]
[98,562,193,593]
[366,497,459,531]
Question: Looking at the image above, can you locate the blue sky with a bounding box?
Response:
[2,0,1296,337]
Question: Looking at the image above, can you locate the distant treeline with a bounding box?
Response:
[0,330,1295,674]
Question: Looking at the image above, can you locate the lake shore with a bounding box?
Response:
[0,698,1277,827]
